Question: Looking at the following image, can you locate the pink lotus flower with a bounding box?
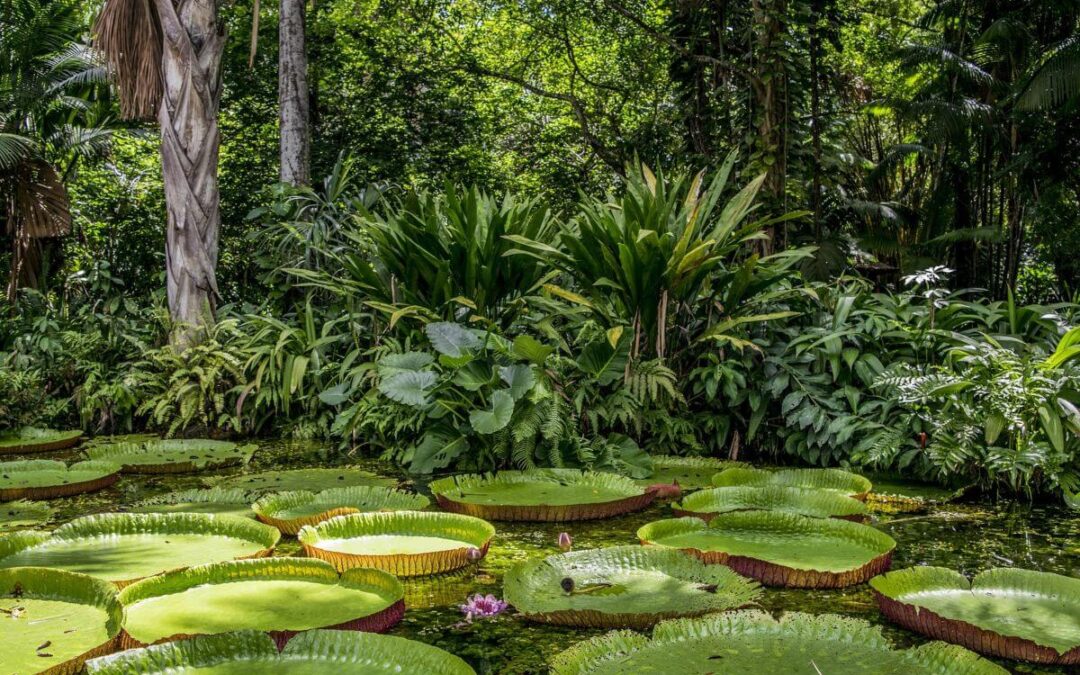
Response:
[459,593,508,622]
[466,547,484,562]
[557,532,573,551]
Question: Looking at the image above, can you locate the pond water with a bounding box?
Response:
[21,438,1080,674]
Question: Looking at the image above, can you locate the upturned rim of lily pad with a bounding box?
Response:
[672,485,869,522]
[504,545,761,629]
[0,566,123,675]
[712,467,873,501]
[116,557,405,649]
[0,459,121,501]
[0,427,84,455]
[549,610,1007,675]
[84,629,476,675]
[870,566,1080,664]
[253,485,431,534]
[0,512,281,588]
[298,510,494,577]
[634,455,748,490]
[430,469,656,522]
[84,440,255,474]
[637,512,895,588]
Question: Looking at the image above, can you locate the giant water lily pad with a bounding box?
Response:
[130,489,256,520]
[0,459,120,501]
[85,440,255,474]
[635,456,746,491]
[85,629,476,675]
[1,567,122,675]
[871,566,1080,665]
[0,513,280,586]
[866,475,968,514]
[549,610,1007,675]
[299,511,494,577]
[504,545,760,629]
[253,486,430,535]
[1,499,53,530]
[118,558,405,648]
[430,470,656,521]
[672,485,868,522]
[637,512,895,588]
[210,466,399,493]
[0,427,83,455]
[712,467,873,500]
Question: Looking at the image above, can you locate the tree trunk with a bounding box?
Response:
[279,0,310,186]
[156,0,224,347]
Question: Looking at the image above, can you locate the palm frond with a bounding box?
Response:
[93,0,163,120]
[1018,37,1080,111]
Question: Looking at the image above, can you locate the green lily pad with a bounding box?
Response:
[1,567,122,675]
[712,467,873,500]
[85,629,476,674]
[871,566,1080,665]
[0,427,83,455]
[299,511,494,577]
[118,558,404,647]
[637,512,895,588]
[550,610,1007,675]
[85,440,256,474]
[430,470,655,521]
[0,513,280,586]
[672,485,868,522]
[635,456,747,490]
[210,466,399,493]
[866,475,968,513]
[0,499,53,530]
[0,459,120,501]
[504,545,760,629]
[130,488,256,520]
[253,486,430,535]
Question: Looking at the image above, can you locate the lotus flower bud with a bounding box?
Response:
[466,547,484,562]
[557,532,573,551]
[645,481,682,499]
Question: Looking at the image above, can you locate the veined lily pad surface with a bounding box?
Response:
[871,566,1080,664]
[866,475,968,514]
[0,427,83,455]
[549,610,1007,675]
[210,466,399,493]
[672,485,868,522]
[0,513,280,586]
[118,558,405,648]
[85,440,255,474]
[0,459,120,501]
[129,488,256,520]
[712,467,873,500]
[637,512,895,588]
[0,499,53,530]
[1,567,122,675]
[299,511,495,577]
[634,456,747,491]
[503,545,760,629]
[430,470,656,521]
[85,629,476,675]
[253,486,430,534]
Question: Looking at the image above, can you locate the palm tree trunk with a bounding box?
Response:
[279,0,310,186]
[156,0,224,347]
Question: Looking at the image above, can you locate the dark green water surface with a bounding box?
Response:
[15,439,1080,674]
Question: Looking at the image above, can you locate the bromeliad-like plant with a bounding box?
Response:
[509,152,806,362]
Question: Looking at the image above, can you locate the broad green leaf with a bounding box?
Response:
[378,371,437,407]
[425,322,480,358]
[499,365,535,400]
[469,390,514,434]
[512,335,554,364]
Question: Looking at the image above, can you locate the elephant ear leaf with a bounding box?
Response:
[500,365,535,400]
[469,390,515,434]
[379,370,437,407]
[408,431,469,474]
[426,322,481,359]
[377,351,434,377]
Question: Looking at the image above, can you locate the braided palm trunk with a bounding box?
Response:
[156,0,224,346]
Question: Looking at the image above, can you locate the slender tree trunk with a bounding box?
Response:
[156,0,224,347]
[751,0,787,250]
[279,0,310,186]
